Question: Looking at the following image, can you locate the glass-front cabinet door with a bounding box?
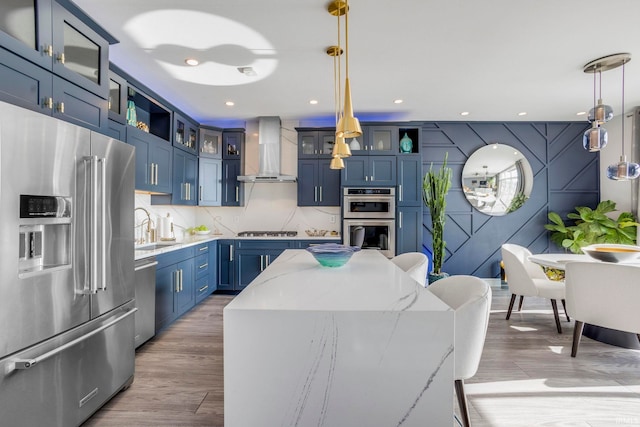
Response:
[366,126,398,155]
[51,1,109,97]
[108,71,127,123]
[200,126,222,158]
[0,0,52,70]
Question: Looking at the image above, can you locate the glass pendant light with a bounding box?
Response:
[588,71,613,124]
[606,59,640,181]
[583,68,608,151]
[582,122,608,152]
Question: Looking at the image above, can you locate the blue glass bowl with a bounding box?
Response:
[306,243,361,267]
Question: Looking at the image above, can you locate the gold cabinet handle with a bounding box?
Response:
[57,102,64,113]
[44,45,53,57]
[44,97,53,110]
[56,52,65,64]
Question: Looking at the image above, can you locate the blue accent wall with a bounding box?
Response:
[420,121,597,278]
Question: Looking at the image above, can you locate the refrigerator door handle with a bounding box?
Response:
[82,155,99,294]
[13,307,138,370]
[98,157,107,291]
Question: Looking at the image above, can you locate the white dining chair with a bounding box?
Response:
[565,261,640,357]
[390,252,429,286]
[428,275,492,427]
[501,243,568,333]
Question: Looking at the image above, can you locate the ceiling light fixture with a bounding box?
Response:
[185,58,199,66]
[460,111,470,116]
[582,53,630,152]
[394,99,403,104]
[330,0,362,139]
[309,99,318,105]
[237,66,257,76]
[327,44,350,169]
[604,56,640,181]
[517,112,527,116]
[225,101,235,106]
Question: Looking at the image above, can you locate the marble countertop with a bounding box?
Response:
[134,234,341,260]
[226,249,451,312]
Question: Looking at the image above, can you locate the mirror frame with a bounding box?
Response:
[462,143,533,216]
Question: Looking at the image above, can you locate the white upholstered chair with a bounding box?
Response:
[390,252,429,287]
[428,275,492,427]
[501,243,569,333]
[565,261,640,357]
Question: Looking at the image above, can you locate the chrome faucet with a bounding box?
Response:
[134,207,156,244]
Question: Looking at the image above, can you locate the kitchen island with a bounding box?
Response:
[224,249,454,426]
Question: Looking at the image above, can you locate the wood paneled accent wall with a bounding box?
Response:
[420,121,596,278]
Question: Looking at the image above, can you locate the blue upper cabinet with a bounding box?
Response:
[108,70,127,124]
[126,85,172,142]
[297,129,335,159]
[171,148,198,206]
[0,0,111,98]
[127,127,173,194]
[397,155,422,206]
[0,0,53,72]
[364,126,398,155]
[199,126,223,159]
[173,111,198,154]
[342,155,396,186]
[0,0,115,133]
[50,1,110,97]
[223,130,244,160]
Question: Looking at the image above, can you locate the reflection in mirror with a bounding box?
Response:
[462,143,533,216]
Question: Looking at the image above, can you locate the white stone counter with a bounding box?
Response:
[224,249,454,426]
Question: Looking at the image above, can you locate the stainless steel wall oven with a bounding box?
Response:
[343,188,395,257]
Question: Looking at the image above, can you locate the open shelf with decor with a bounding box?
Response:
[126,86,171,141]
[398,127,420,154]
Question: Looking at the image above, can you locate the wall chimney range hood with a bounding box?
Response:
[237,117,297,183]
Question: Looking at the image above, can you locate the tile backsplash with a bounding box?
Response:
[134,119,341,240]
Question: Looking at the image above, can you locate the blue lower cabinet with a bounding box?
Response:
[217,240,235,291]
[154,247,196,332]
[397,155,422,206]
[235,241,292,290]
[396,206,422,254]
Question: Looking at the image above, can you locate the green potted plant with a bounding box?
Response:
[423,153,453,284]
[545,200,638,254]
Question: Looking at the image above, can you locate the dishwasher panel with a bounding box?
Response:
[134,257,157,348]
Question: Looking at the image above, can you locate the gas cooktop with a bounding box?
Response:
[237,231,298,237]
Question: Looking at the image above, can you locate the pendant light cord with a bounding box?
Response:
[344,0,349,79]
[621,61,626,158]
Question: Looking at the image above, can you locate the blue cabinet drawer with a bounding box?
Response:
[195,276,213,303]
[156,246,196,269]
[236,240,293,250]
[195,253,209,279]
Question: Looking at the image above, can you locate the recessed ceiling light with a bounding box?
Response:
[237,67,257,76]
[460,111,470,116]
[309,99,318,105]
[576,111,587,116]
[518,112,527,116]
[393,99,403,104]
[225,101,235,107]
[185,58,199,66]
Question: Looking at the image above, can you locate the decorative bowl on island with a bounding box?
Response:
[582,243,640,263]
[306,243,361,268]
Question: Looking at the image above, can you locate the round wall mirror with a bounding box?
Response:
[462,143,534,216]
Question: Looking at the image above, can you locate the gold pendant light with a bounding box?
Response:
[329,0,362,139]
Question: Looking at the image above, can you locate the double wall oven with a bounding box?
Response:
[342,188,395,258]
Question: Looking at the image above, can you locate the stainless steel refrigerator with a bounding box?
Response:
[0,101,136,426]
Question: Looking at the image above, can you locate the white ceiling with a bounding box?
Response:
[74,0,640,127]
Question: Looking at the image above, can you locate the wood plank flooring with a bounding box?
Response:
[83,281,640,427]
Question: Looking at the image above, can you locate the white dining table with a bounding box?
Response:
[528,253,640,269]
[528,252,640,350]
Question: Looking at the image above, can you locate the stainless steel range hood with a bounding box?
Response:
[237,117,297,183]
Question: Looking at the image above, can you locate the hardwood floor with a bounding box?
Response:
[84,281,640,427]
